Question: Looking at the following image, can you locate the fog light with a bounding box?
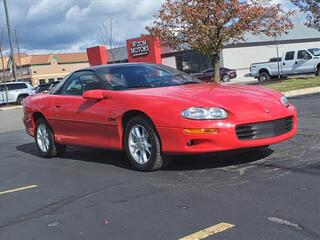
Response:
[183,128,218,134]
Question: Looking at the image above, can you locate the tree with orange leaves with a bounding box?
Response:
[147,0,295,82]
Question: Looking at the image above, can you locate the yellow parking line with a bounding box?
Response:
[0,185,38,195]
[178,222,235,240]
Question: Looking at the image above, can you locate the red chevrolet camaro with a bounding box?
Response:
[23,63,298,171]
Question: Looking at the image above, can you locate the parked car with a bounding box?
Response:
[0,82,34,105]
[23,63,297,171]
[250,48,320,81]
[35,81,59,94]
[192,67,237,82]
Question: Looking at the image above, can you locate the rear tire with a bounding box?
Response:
[35,118,66,158]
[124,116,170,171]
[258,72,271,82]
[316,66,320,77]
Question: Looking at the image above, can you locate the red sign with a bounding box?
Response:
[86,46,108,66]
[126,36,162,64]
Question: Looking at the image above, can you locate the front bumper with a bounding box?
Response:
[157,108,298,154]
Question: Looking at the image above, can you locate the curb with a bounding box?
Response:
[0,105,23,111]
[283,86,320,98]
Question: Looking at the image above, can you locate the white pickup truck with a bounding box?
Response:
[250,48,320,81]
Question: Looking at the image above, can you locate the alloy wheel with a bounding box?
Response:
[128,125,152,164]
[37,123,50,152]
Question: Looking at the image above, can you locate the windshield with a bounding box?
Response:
[308,48,320,56]
[96,64,201,90]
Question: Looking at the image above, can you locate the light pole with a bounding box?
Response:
[14,29,24,81]
[274,35,281,80]
[0,30,8,104]
[3,0,17,82]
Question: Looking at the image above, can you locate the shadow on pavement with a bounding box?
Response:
[16,142,274,171]
[167,147,274,171]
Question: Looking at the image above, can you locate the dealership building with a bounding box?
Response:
[87,24,320,80]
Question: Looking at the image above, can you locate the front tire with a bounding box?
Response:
[35,118,66,158]
[124,116,170,171]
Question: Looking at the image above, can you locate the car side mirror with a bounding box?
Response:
[82,90,106,100]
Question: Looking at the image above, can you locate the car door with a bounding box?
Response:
[293,50,313,74]
[200,69,214,81]
[50,71,110,148]
[6,84,17,103]
[0,85,4,104]
[282,51,296,75]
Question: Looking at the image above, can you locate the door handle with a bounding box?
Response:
[283,62,285,66]
[55,105,61,108]
[295,61,298,64]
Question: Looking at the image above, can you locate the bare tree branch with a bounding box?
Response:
[98,17,121,62]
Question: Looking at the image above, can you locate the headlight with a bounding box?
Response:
[280,96,289,107]
[181,107,228,120]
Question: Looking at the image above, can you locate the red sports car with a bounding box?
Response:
[23,63,297,171]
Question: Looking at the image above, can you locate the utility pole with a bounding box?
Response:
[0,31,9,105]
[275,36,281,80]
[14,29,23,81]
[3,0,17,81]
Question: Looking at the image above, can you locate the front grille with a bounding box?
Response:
[236,117,293,140]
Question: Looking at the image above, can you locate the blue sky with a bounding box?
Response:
[0,0,302,55]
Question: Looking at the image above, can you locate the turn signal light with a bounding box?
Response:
[183,128,218,134]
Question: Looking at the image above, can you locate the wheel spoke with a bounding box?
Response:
[141,150,148,163]
[135,127,141,138]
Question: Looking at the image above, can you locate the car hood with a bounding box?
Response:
[128,83,289,122]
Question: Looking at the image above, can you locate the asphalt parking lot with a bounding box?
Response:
[0,93,320,240]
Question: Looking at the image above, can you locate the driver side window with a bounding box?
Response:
[61,72,102,96]
[61,74,83,96]
[297,50,311,60]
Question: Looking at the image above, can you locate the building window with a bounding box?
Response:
[48,78,54,83]
[39,79,46,84]
[175,51,212,74]
[57,77,63,81]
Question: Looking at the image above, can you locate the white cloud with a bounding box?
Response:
[130,0,164,20]
[26,0,74,20]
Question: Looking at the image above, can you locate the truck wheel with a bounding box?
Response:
[258,72,270,82]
